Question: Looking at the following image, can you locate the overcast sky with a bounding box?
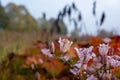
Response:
[1,0,120,35]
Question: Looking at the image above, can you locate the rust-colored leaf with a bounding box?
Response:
[42,58,68,77]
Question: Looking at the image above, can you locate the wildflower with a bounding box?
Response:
[86,75,98,80]
[74,60,83,69]
[75,48,85,63]
[41,48,54,58]
[72,46,96,73]
[70,67,80,75]
[61,55,71,61]
[38,58,44,64]
[98,44,110,56]
[85,51,96,64]
[113,55,120,60]
[107,56,120,67]
[75,46,96,64]
[31,64,35,70]
[118,48,120,51]
[58,37,73,53]
[96,62,102,69]
[49,41,55,54]
[103,37,111,43]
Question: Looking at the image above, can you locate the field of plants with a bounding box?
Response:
[0,1,120,80]
[0,31,120,80]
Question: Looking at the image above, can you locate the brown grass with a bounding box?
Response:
[0,30,46,60]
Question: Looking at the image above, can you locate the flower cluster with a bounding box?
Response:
[23,37,120,80]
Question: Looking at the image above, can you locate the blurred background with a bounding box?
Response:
[0,0,120,59]
[1,0,120,35]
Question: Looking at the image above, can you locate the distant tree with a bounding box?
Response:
[0,1,10,29]
[5,3,38,31]
[37,17,67,35]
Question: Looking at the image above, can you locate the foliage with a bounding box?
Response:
[0,36,120,80]
[0,5,10,29]
[0,2,68,35]
[4,3,39,31]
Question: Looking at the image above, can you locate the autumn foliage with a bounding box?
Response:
[0,36,120,80]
